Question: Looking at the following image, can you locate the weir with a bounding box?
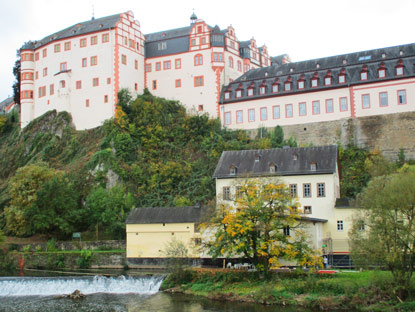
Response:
[0,275,164,297]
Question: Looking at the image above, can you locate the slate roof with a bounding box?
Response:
[125,205,202,224]
[213,145,338,179]
[21,14,121,50]
[221,42,415,103]
[0,97,14,113]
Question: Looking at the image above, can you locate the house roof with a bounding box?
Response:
[213,145,338,179]
[221,42,415,103]
[21,13,121,50]
[125,205,202,224]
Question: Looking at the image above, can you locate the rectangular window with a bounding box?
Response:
[102,33,109,43]
[134,60,138,70]
[152,80,157,90]
[85,99,90,107]
[340,97,348,111]
[191,39,196,46]
[325,77,332,86]
[311,79,318,87]
[50,84,54,95]
[175,59,181,69]
[80,38,87,48]
[145,64,152,72]
[303,183,311,197]
[299,102,306,116]
[398,90,407,105]
[339,74,345,84]
[135,83,138,91]
[43,67,47,77]
[92,77,99,87]
[360,72,368,81]
[107,78,111,84]
[90,36,97,45]
[223,186,231,201]
[157,41,167,50]
[326,99,334,113]
[285,83,291,91]
[396,67,404,76]
[236,90,242,98]
[156,62,161,71]
[175,79,181,88]
[248,109,255,122]
[290,184,297,197]
[35,52,39,61]
[286,104,293,117]
[362,94,370,109]
[194,76,204,87]
[304,206,312,214]
[337,220,344,231]
[273,105,280,119]
[224,92,230,100]
[104,95,108,103]
[298,81,304,89]
[82,58,87,67]
[54,44,60,53]
[76,80,82,89]
[247,89,254,96]
[163,61,171,70]
[312,100,320,114]
[121,54,127,65]
[42,49,47,57]
[317,183,325,197]
[64,42,71,51]
[236,110,243,123]
[260,107,267,121]
[90,56,97,66]
[35,71,39,79]
[198,105,204,112]
[378,69,386,78]
[259,86,265,95]
[283,226,290,236]
[60,62,67,71]
[224,112,231,125]
[60,80,65,88]
[379,92,388,107]
[214,52,223,62]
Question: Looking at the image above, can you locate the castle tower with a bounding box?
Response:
[20,47,35,127]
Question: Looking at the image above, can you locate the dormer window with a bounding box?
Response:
[311,78,318,88]
[247,88,254,96]
[230,165,237,175]
[272,84,279,93]
[269,163,277,173]
[224,91,230,100]
[255,154,261,162]
[378,68,386,78]
[360,71,368,81]
[324,76,332,86]
[293,153,298,160]
[396,66,404,76]
[259,86,266,95]
[236,90,242,98]
[338,74,346,84]
[298,80,305,89]
[284,82,291,91]
[310,162,317,171]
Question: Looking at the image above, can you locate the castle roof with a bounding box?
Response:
[21,13,121,50]
[213,145,338,179]
[125,205,202,224]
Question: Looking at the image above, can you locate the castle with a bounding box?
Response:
[19,11,274,130]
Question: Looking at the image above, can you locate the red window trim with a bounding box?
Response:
[247,88,254,97]
[396,66,404,76]
[378,68,386,79]
[224,111,232,125]
[312,100,320,115]
[360,71,368,81]
[163,60,171,70]
[325,98,334,113]
[361,94,370,109]
[175,58,181,69]
[273,105,280,119]
[248,108,255,122]
[379,91,388,107]
[156,62,161,71]
[338,74,346,84]
[298,80,305,90]
[194,75,204,87]
[175,79,181,88]
[311,78,319,88]
[324,76,332,86]
[339,97,348,112]
[152,80,157,90]
[298,102,307,116]
[76,80,82,90]
[236,110,243,123]
[272,84,279,93]
[92,77,99,87]
[260,107,268,121]
[80,38,87,48]
[397,89,407,105]
[194,54,203,66]
[285,104,293,118]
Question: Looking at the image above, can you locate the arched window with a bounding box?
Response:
[194,54,203,66]
[229,56,234,68]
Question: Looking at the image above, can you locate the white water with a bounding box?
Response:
[0,275,164,296]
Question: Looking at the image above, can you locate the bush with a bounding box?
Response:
[77,250,93,269]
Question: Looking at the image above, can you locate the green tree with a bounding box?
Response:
[350,171,415,299]
[202,180,320,273]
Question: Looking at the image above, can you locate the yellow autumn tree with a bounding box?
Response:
[203,180,320,272]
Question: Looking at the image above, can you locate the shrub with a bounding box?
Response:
[77,250,93,269]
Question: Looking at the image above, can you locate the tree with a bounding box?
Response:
[12,52,21,105]
[350,171,415,299]
[202,180,320,272]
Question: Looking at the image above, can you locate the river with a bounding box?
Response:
[0,274,314,312]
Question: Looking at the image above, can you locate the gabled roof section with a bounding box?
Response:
[21,13,121,50]
[125,205,202,224]
[213,145,338,179]
[144,26,193,42]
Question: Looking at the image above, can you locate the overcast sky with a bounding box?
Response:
[1,0,414,101]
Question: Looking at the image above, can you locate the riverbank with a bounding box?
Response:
[161,268,415,311]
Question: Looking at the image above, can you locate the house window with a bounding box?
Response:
[194,54,203,66]
[157,41,167,50]
[213,52,223,62]
[64,42,71,51]
[145,64,152,72]
[259,86,266,95]
[272,84,279,93]
[298,80,305,89]
[230,166,237,175]
[340,97,348,111]
[121,54,127,65]
[326,99,334,113]
[223,187,231,200]
[236,90,242,98]
[85,99,90,107]
[304,206,312,214]
[35,71,38,79]
[198,105,204,111]
[175,59,181,69]
[299,102,306,116]
[80,38,87,48]
[290,184,297,197]
[317,183,325,197]
[135,60,138,70]
[152,80,157,90]
[310,162,317,171]
[42,48,47,57]
[76,80,82,89]
[104,95,108,103]
[60,62,67,71]
[90,36,97,45]
[224,112,231,125]
[54,44,60,53]
[60,80,66,88]
[324,77,332,86]
[91,56,97,66]
[398,90,407,104]
[362,94,370,109]
[229,56,234,68]
[378,69,386,78]
[360,71,368,81]
[248,109,255,122]
[50,84,54,95]
[191,39,196,46]
[92,78,99,87]
[236,110,243,123]
[134,83,138,91]
[338,74,345,84]
[156,62,161,71]
[260,107,267,121]
[107,78,111,84]
[312,100,320,114]
[379,92,388,107]
[237,61,242,72]
[202,37,206,44]
[35,52,39,61]
[273,105,280,119]
[82,58,87,67]
[283,226,290,236]
[43,67,47,77]
[284,82,291,91]
[102,33,109,43]
[303,184,311,197]
[247,88,254,96]
[286,104,293,117]
[337,220,344,231]
[194,76,204,87]
[175,79,181,88]
[163,61,171,70]
[396,66,404,76]
[311,79,318,87]
[224,92,230,100]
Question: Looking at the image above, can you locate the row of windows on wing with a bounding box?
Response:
[224,61,407,100]
[228,158,316,175]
